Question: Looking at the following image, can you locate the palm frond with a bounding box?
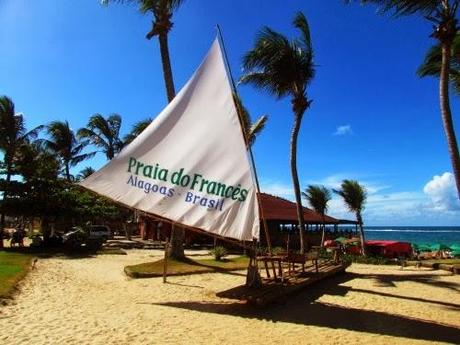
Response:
[348,0,440,17]
[232,93,251,137]
[46,120,94,171]
[293,12,313,55]
[417,43,442,77]
[302,185,331,215]
[418,32,460,95]
[240,72,289,99]
[78,113,123,160]
[123,118,152,144]
[333,179,367,213]
[243,27,290,70]
[23,125,44,142]
[240,13,315,101]
[77,166,96,181]
[248,115,268,145]
[70,151,97,167]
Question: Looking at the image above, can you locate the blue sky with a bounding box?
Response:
[1,0,459,225]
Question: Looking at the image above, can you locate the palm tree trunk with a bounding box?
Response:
[65,162,71,182]
[320,215,325,249]
[168,224,185,260]
[157,31,185,259]
[0,167,12,249]
[356,212,366,256]
[440,42,460,199]
[158,32,176,103]
[290,113,306,254]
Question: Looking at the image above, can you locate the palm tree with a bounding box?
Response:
[103,0,186,259]
[233,94,268,146]
[123,118,152,145]
[302,185,331,249]
[333,180,367,256]
[418,32,460,94]
[44,121,95,182]
[0,96,42,248]
[77,167,96,181]
[77,113,124,160]
[349,1,460,199]
[241,12,315,254]
[102,0,184,103]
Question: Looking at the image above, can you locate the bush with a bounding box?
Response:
[63,227,88,249]
[272,247,286,255]
[341,254,394,265]
[209,246,228,261]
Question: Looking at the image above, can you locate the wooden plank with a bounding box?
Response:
[216,261,349,307]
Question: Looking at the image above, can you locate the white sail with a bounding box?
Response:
[80,39,259,241]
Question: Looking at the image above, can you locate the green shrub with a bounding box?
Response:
[271,247,286,255]
[341,254,394,265]
[209,246,228,261]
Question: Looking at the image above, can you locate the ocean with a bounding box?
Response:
[363,226,460,245]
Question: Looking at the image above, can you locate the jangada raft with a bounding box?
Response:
[80,38,260,243]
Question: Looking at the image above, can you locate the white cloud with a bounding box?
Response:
[260,181,294,200]
[423,172,460,212]
[309,174,389,195]
[333,125,353,136]
[259,172,460,225]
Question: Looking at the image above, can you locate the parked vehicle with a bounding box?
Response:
[88,225,112,241]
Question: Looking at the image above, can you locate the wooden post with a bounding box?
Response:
[216,25,273,255]
[163,238,170,283]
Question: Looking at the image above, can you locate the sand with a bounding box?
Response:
[1,249,459,345]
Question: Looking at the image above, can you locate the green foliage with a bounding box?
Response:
[77,167,95,181]
[63,226,88,249]
[418,33,460,94]
[349,1,443,17]
[341,253,393,265]
[302,185,331,216]
[123,118,152,144]
[232,93,268,146]
[241,12,315,103]
[77,113,124,160]
[209,246,228,261]
[44,120,95,181]
[271,246,286,255]
[101,0,185,38]
[333,180,367,214]
[0,251,33,299]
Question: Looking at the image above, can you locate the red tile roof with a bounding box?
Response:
[259,193,340,224]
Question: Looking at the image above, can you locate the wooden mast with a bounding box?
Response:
[216,25,272,255]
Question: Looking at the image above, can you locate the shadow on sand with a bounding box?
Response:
[150,272,460,343]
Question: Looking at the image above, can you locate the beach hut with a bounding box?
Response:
[257,193,356,249]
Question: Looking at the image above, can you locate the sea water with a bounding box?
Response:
[364,226,460,245]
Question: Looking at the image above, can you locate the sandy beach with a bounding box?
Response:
[1,249,459,345]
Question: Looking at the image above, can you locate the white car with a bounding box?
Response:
[89,225,112,241]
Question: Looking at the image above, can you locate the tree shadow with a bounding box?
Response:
[348,287,460,311]
[164,282,205,289]
[148,272,460,343]
[355,271,460,292]
[2,246,97,260]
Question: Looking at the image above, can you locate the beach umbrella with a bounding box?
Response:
[449,243,460,251]
[412,243,432,252]
[427,243,450,251]
[334,237,347,244]
[343,238,360,245]
[323,239,337,247]
[448,244,460,257]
